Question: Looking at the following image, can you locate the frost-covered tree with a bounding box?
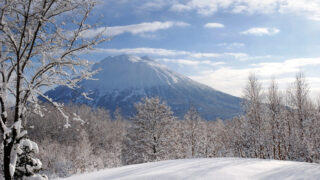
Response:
[169,119,185,159]
[242,74,266,158]
[225,116,248,157]
[26,104,127,177]
[286,73,313,161]
[288,73,311,136]
[122,97,176,165]
[204,119,230,158]
[110,108,126,167]
[307,102,320,162]
[0,0,106,179]
[181,107,206,158]
[266,78,285,160]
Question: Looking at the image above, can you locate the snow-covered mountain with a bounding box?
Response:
[44,54,242,120]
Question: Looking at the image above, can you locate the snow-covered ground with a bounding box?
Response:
[59,158,320,180]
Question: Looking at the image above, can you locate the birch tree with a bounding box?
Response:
[0,0,106,179]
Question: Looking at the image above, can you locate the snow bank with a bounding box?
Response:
[58,158,320,180]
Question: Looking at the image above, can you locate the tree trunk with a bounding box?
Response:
[273,135,276,159]
[3,142,13,180]
[278,141,282,160]
[153,136,157,154]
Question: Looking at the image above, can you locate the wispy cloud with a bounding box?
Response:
[82,21,190,38]
[218,43,245,49]
[171,0,232,16]
[93,47,190,56]
[92,47,250,61]
[204,23,225,28]
[241,27,280,36]
[158,58,225,67]
[169,0,320,21]
[140,1,167,10]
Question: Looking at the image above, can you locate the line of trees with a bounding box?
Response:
[238,73,320,162]
[1,73,320,179]
[122,73,320,165]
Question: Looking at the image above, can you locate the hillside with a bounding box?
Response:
[60,158,320,180]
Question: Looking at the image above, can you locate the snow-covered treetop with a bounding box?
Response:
[0,0,108,130]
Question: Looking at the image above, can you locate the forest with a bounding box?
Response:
[1,73,319,179]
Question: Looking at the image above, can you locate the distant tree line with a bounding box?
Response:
[1,73,320,178]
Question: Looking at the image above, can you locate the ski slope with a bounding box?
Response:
[60,158,320,180]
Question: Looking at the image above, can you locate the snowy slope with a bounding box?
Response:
[59,158,320,180]
[84,55,200,94]
[45,55,242,120]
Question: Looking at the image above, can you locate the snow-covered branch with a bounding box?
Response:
[0,0,106,179]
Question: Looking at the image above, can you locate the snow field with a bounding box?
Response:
[59,158,320,180]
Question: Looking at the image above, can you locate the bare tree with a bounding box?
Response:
[267,78,284,159]
[242,73,265,158]
[182,107,206,158]
[287,72,313,161]
[288,73,310,136]
[0,0,106,179]
[225,116,248,158]
[122,97,176,164]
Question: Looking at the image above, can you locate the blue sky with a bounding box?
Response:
[84,0,320,98]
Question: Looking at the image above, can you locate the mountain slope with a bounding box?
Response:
[45,55,242,120]
[59,158,320,180]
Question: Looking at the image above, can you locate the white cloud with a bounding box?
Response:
[190,52,222,58]
[138,33,159,39]
[159,58,225,67]
[140,1,167,10]
[278,0,320,21]
[171,0,232,16]
[218,43,245,49]
[204,23,225,28]
[230,0,280,14]
[82,21,190,38]
[170,0,279,15]
[93,47,224,58]
[92,47,250,61]
[169,0,320,21]
[241,27,280,36]
[93,47,190,56]
[190,57,320,97]
[171,0,231,16]
[224,53,249,60]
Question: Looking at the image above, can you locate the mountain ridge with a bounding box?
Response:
[44,54,242,120]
